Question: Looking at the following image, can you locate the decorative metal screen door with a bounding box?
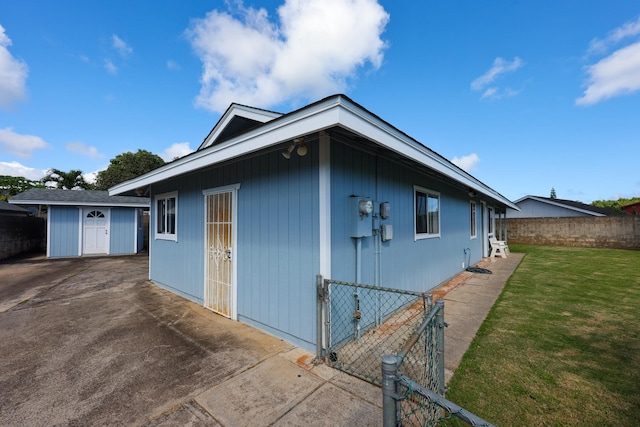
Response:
[204,188,236,318]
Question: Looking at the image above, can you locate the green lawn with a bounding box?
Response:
[446,245,640,426]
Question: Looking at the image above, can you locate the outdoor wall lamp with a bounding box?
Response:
[282,138,307,159]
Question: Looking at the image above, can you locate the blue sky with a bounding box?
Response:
[1,0,639,203]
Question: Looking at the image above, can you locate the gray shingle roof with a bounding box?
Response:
[9,188,149,207]
[0,200,30,214]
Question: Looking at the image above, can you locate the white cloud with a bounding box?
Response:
[166,60,180,71]
[161,142,194,161]
[104,59,118,74]
[83,169,102,184]
[451,153,480,172]
[471,57,523,91]
[0,127,49,159]
[587,16,640,55]
[577,17,640,106]
[186,0,390,113]
[0,25,29,109]
[0,161,46,180]
[66,142,104,160]
[112,34,133,57]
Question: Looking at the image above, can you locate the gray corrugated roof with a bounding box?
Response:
[9,188,149,207]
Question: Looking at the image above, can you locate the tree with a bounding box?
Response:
[550,187,557,199]
[95,149,165,191]
[41,169,94,190]
[592,197,640,214]
[0,175,45,201]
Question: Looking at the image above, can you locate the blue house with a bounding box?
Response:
[507,195,615,218]
[111,95,517,351]
[9,189,149,257]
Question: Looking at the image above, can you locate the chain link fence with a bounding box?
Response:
[321,278,440,389]
[318,277,494,426]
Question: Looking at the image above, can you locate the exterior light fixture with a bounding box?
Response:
[282,144,295,159]
[282,138,307,159]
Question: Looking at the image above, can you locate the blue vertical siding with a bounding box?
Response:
[49,206,79,257]
[147,135,493,350]
[109,208,136,255]
[330,143,485,292]
[149,145,320,350]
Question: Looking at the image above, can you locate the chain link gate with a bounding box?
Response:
[318,277,443,389]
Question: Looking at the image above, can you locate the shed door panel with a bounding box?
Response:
[83,209,109,254]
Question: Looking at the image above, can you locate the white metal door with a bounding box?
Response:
[204,188,236,318]
[83,208,110,254]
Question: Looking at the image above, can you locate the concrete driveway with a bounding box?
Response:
[0,253,382,426]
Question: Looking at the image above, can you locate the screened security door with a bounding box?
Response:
[83,208,110,254]
[204,187,238,318]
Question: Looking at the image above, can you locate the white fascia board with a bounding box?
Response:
[523,196,605,216]
[110,98,342,195]
[8,199,149,208]
[199,104,283,150]
[336,102,520,210]
[111,95,517,210]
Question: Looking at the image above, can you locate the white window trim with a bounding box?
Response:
[414,185,441,240]
[155,191,178,241]
[488,206,495,237]
[470,201,477,239]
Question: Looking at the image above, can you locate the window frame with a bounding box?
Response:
[414,185,441,240]
[488,206,495,236]
[470,201,477,239]
[155,191,178,241]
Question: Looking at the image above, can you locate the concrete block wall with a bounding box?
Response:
[0,216,46,259]
[507,216,640,249]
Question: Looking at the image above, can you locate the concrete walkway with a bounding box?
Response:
[0,253,522,426]
[176,254,524,426]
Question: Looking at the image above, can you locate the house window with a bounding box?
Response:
[156,192,177,241]
[470,201,477,239]
[414,185,440,240]
[488,207,494,235]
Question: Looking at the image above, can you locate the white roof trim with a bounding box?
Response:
[110,96,517,210]
[514,196,606,216]
[8,199,149,208]
[198,104,282,150]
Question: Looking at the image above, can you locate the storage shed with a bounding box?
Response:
[10,189,149,257]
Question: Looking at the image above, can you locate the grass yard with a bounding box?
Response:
[446,245,640,426]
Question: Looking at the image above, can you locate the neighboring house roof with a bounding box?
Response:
[512,195,616,217]
[0,200,30,215]
[9,188,149,207]
[621,201,640,215]
[111,94,518,210]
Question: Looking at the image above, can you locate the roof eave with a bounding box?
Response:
[9,199,149,208]
[111,95,518,210]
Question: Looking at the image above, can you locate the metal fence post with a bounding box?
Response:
[435,299,446,396]
[382,355,399,427]
[316,274,324,359]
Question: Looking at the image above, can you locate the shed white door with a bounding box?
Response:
[83,208,110,254]
[204,187,237,319]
